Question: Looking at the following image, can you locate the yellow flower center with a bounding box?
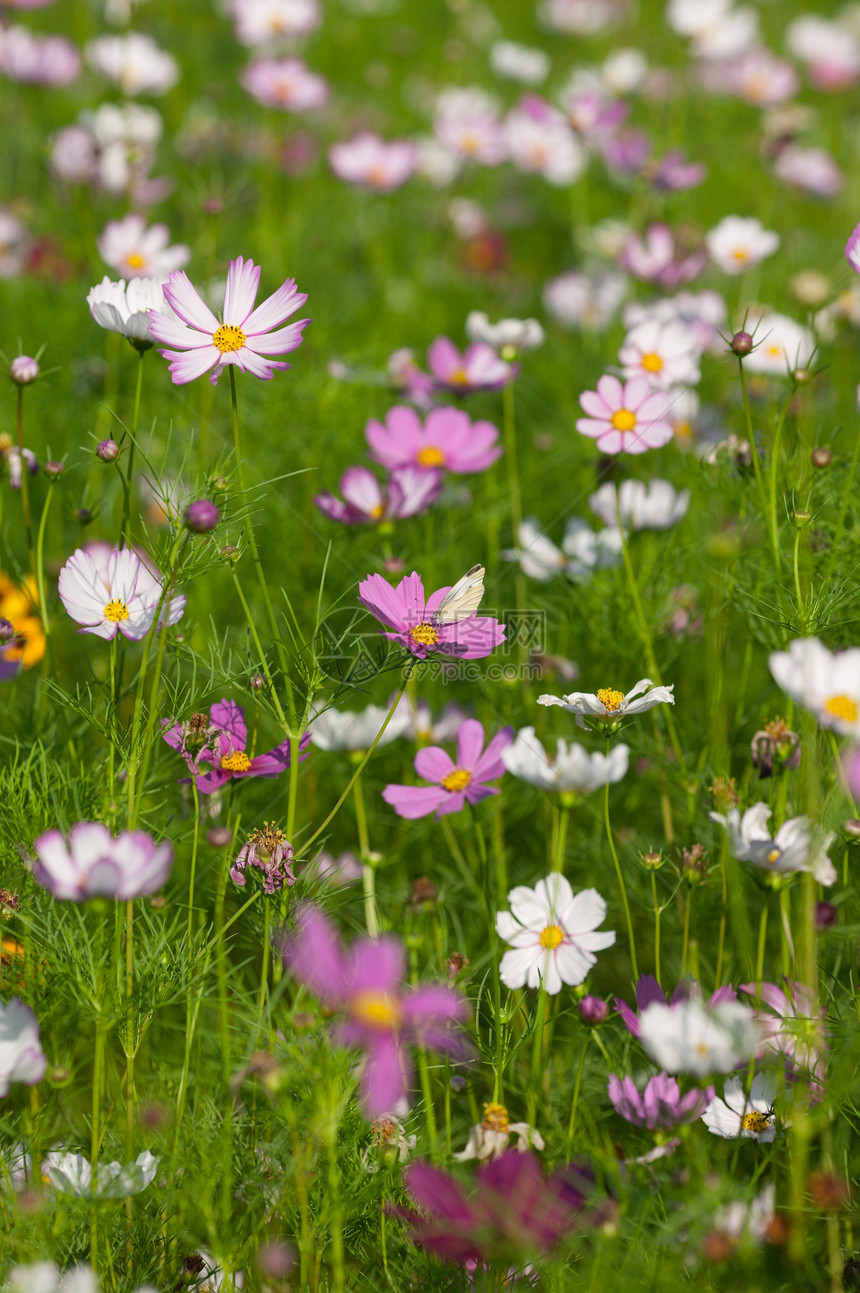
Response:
[460,133,480,155]
[350,990,403,1030]
[481,1102,510,1133]
[610,409,636,432]
[442,768,472,792]
[766,344,782,358]
[450,367,469,385]
[369,503,385,519]
[417,445,446,468]
[125,252,145,270]
[741,1111,771,1133]
[410,621,439,647]
[824,694,858,723]
[640,352,663,373]
[597,687,625,713]
[732,248,749,262]
[221,750,252,772]
[103,599,129,623]
[367,163,389,188]
[213,324,247,353]
[540,923,564,950]
[674,420,694,442]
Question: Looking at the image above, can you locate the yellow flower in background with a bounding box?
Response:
[0,573,45,676]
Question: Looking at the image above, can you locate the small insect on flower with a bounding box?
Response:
[433,564,485,625]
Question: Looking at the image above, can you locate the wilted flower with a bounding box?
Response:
[366,405,502,476]
[383,719,512,819]
[496,874,616,994]
[358,570,505,661]
[453,1102,544,1161]
[702,1074,779,1142]
[750,717,800,778]
[709,803,836,886]
[282,904,471,1116]
[148,256,309,385]
[162,699,310,793]
[502,726,629,795]
[231,823,295,894]
[44,1149,159,1197]
[538,678,674,730]
[0,998,46,1095]
[31,823,173,900]
[58,545,186,641]
[607,1072,713,1129]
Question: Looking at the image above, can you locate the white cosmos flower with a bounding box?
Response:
[702,1074,778,1142]
[309,699,411,752]
[769,637,860,738]
[503,517,622,583]
[0,999,46,1096]
[542,268,628,332]
[86,32,178,95]
[489,41,550,85]
[716,1183,776,1241]
[465,311,545,354]
[709,803,836,886]
[496,873,616,994]
[743,313,815,376]
[97,214,190,282]
[43,1149,158,1198]
[538,678,674,729]
[87,276,175,344]
[638,998,759,1077]
[1,1265,102,1293]
[705,216,780,276]
[58,546,186,642]
[618,319,701,389]
[589,479,690,530]
[501,725,629,794]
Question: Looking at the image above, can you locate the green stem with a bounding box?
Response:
[651,870,661,986]
[34,481,54,652]
[738,358,779,574]
[90,1013,106,1269]
[553,803,570,874]
[325,1126,345,1293]
[754,897,769,999]
[766,391,793,575]
[565,1032,592,1154]
[355,776,379,939]
[16,386,35,580]
[417,1045,438,1156]
[604,776,639,981]
[823,420,860,585]
[527,986,548,1126]
[124,898,135,1272]
[119,350,144,548]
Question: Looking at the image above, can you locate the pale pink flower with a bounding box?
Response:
[97,214,190,281]
[427,337,513,393]
[85,32,178,95]
[503,95,585,186]
[786,16,860,92]
[228,0,322,44]
[775,146,843,199]
[618,319,701,389]
[705,216,780,275]
[328,133,416,191]
[434,87,507,166]
[576,375,674,454]
[619,224,706,288]
[148,256,309,385]
[240,56,328,111]
[0,25,80,85]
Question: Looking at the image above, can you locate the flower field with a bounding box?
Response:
[2,0,860,1288]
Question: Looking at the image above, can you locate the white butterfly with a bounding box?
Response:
[433,564,485,626]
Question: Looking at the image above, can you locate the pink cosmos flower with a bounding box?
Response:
[503,94,585,186]
[97,213,190,281]
[427,337,514,393]
[433,87,507,166]
[395,1151,602,1265]
[31,823,173,900]
[619,224,706,288]
[228,0,322,44]
[148,256,309,385]
[282,903,471,1116]
[358,570,505,660]
[314,464,442,525]
[774,145,843,199]
[607,1072,714,1129]
[328,133,416,191]
[240,56,328,111]
[651,150,707,191]
[161,698,310,794]
[615,974,736,1038]
[366,405,502,475]
[0,26,81,86]
[739,978,826,1099]
[0,999,47,1098]
[383,719,512,819]
[576,375,674,454]
[58,546,186,641]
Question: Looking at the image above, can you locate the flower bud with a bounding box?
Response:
[44,460,64,480]
[97,439,119,462]
[220,544,240,564]
[249,672,265,692]
[792,366,812,385]
[0,618,14,643]
[10,355,39,385]
[185,499,220,533]
[811,446,832,469]
[449,1074,468,1094]
[211,475,228,493]
[792,510,812,528]
[816,901,837,930]
[642,851,663,869]
[75,508,93,525]
[579,995,609,1024]
[730,330,753,357]
[207,826,233,848]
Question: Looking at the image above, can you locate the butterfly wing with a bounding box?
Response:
[434,564,485,625]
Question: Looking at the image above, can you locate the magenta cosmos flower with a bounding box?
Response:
[31,823,173,900]
[383,719,512,819]
[395,1151,602,1265]
[615,974,736,1038]
[427,337,514,393]
[607,1072,713,1130]
[576,375,674,455]
[282,904,471,1116]
[314,464,442,525]
[358,570,505,660]
[148,256,309,385]
[162,698,311,794]
[366,405,502,475]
